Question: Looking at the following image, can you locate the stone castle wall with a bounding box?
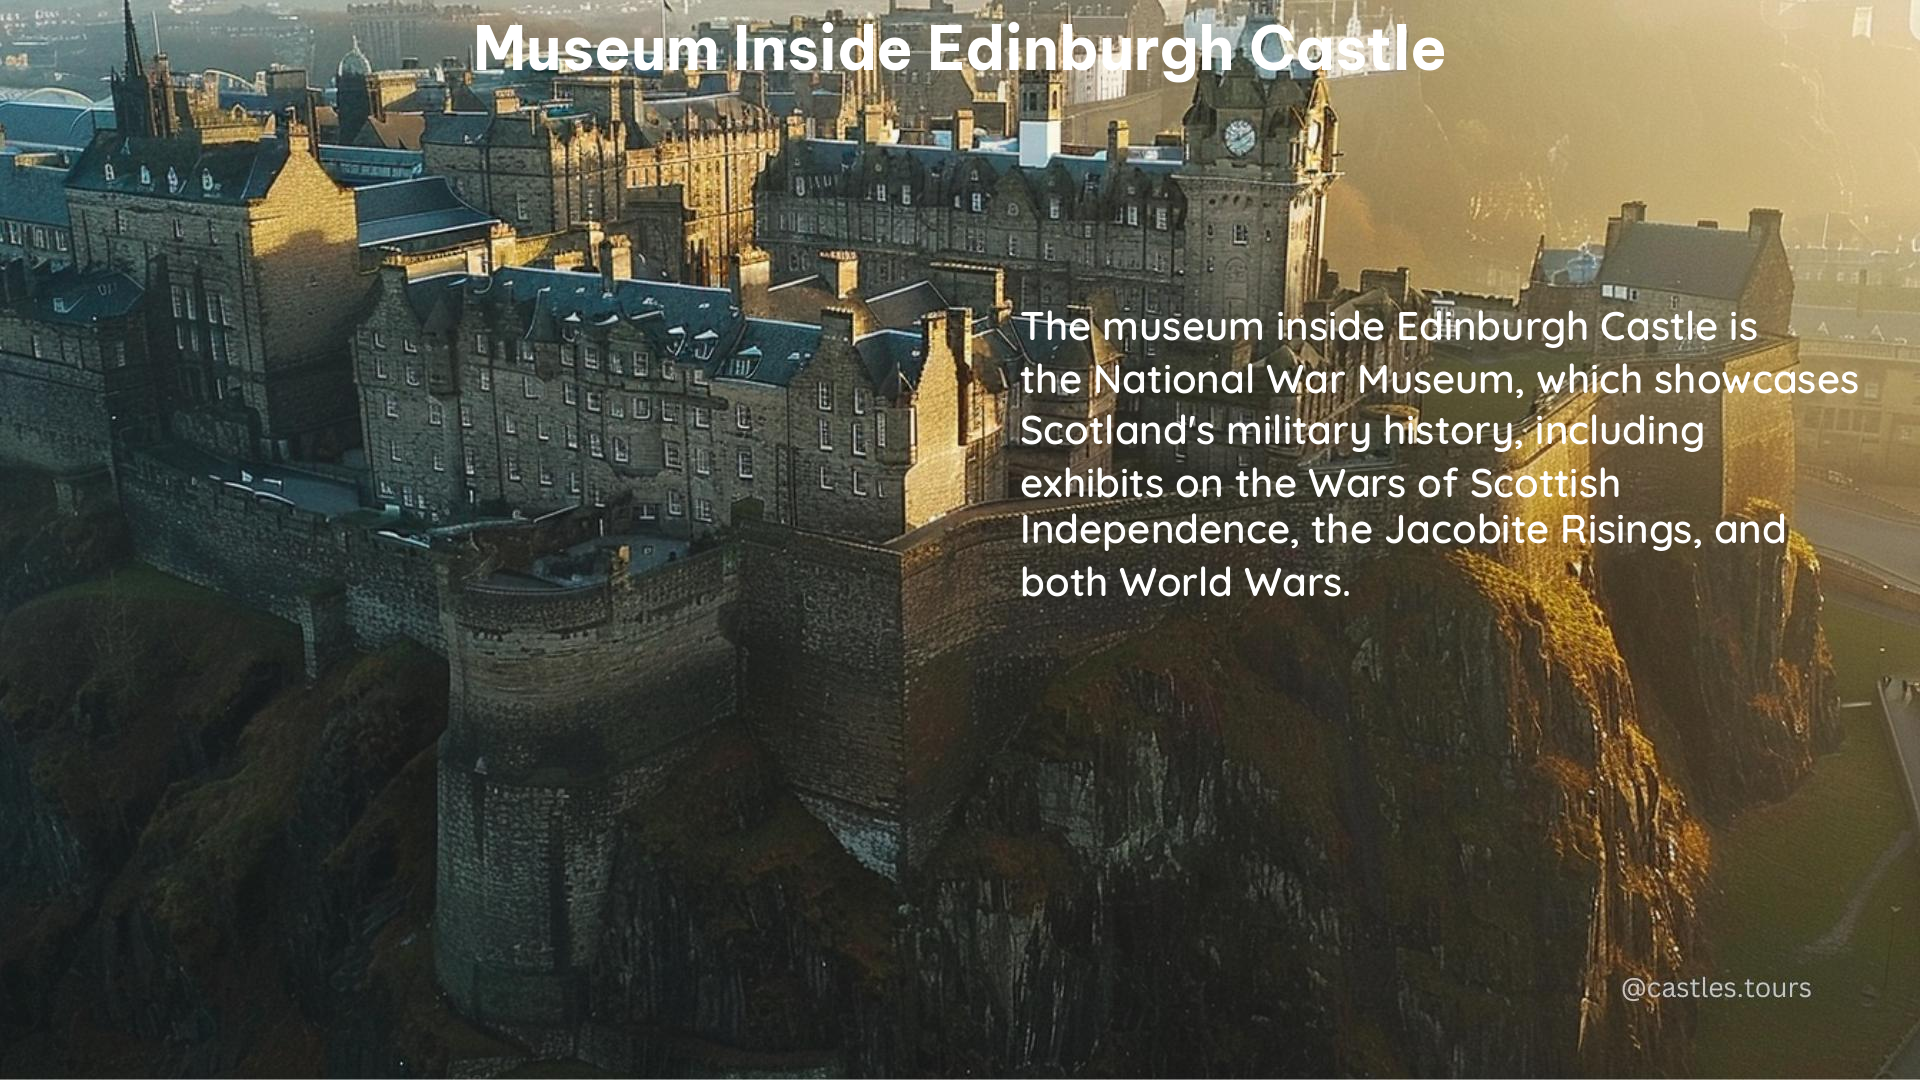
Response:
[119,453,444,652]
[434,547,739,1030]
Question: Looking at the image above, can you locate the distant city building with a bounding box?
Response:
[347,0,488,72]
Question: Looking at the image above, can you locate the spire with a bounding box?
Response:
[122,0,145,78]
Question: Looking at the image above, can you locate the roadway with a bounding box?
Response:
[1798,491,1920,592]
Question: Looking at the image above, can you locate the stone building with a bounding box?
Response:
[351,256,1064,541]
[0,262,155,472]
[550,74,784,286]
[66,9,366,461]
[1521,202,1795,353]
[756,58,1338,333]
[0,148,73,269]
[421,93,628,239]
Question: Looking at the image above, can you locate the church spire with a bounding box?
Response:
[122,0,145,79]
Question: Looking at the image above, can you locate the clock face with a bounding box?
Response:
[1223,118,1257,157]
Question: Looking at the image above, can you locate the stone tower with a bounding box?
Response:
[1016,65,1063,169]
[1177,55,1337,319]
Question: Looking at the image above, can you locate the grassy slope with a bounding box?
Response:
[1693,601,1920,1076]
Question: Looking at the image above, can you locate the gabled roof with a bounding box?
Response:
[354,175,494,249]
[66,130,293,205]
[1598,223,1769,301]
[401,266,823,387]
[18,265,143,323]
[0,154,72,228]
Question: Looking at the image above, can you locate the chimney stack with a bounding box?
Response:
[952,107,975,151]
[1748,207,1783,244]
[490,87,519,115]
[857,103,888,145]
[820,250,859,299]
[1106,119,1130,165]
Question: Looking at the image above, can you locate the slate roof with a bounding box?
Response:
[22,266,143,324]
[0,100,102,152]
[1597,223,1767,301]
[317,143,423,185]
[402,267,823,387]
[0,154,72,228]
[66,131,293,205]
[355,175,495,249]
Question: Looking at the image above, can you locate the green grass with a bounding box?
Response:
[1420,346,1575,426]
[1692,600,1920,1077]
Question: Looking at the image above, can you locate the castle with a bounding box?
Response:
[0,9,1807,1057]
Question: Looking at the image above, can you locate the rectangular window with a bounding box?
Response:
[633,350,648,376]
[852,469,869,497]
[668,490,684,516]
[818,416,833,451]
[583,344,599,369]
[524,376,538,399]
[464,448,476,476]
[737,448,754,479]
[852,421,867,457]
[479,369,493,392]
[694,447,710,476]
[565,425,578,449]
[1126,205,1139,227]
[427,400,441,425]
[474,333,488,356]
[386,395,400,419]
[876,412,888,449]
[665,442,683,470]
[970,192,984,213]
[613,436,630,463]
[586,390,601,413]
[818,465,835,490]
[589,432,603,458]
[693,405,710,429]
[388,439,401,462]
[1155,207,1169,230]
[1233,223,1250,245]
[508,456,522,481]
[432,450,447,473]
[694,498,713,523]
[735,403,752,430]
[505,413,518,435]
[403,337,418,354]
[634,395,651,419]
[818,382,833,411]
[1048,195,1062,220]
[564,382,578,405]
[460,403,473,427]
[662,401,679,423]
[406,365,421,387]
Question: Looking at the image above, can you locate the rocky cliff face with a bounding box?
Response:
[0,452,1836,1076]
[1599,520,1839,819]
[590,543,1831,1075]
[0,569,501,1075]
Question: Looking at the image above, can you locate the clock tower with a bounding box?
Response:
[1178,55,1337,320]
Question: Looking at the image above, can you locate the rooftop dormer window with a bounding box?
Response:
[167,167,180,194]
[103,163,115,182]
[138,165,151,186]
[202,170,214,193]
